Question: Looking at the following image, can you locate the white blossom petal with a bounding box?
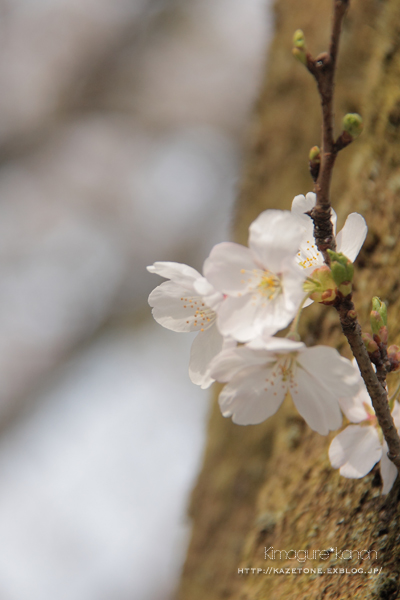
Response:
[329,425,382,478]
[338,382,371,423]
[193,276,216,297]
[149,281,215,332]
[249,210,304,273]
[210,345,274,382]
[215,294,264,342]
[256,293,299,337]
[281,260,307,310]
[392,401,400,430]
[291,192,316,230]
[336,213,367,262]
[293,367,342,434]
[218,366,286,425]
[380,440,398,495]
[147,261,201,288]
[296,347,360,399]
[251,335,305,354]
[189,323,235,389]
[204,242,260,295]
[331,208,338,235]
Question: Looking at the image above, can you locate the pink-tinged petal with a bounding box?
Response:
[189,323,236,389]
[210,345,274,382]
[204,242,260,295]
[251,335,305,354]
[296,346,360,399]
[293,367,342,434]
[249,210,305,273]
[218,366,286,425]
[147,261,201,288]
[215,294,263,342]
[149,281,215,332]
[329,425,382,477]
[336,213,367,262]
[380,441,398,494]
[291,192,316,229]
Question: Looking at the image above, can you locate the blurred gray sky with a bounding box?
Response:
[0,0,271,598]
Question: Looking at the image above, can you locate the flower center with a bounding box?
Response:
[180,295,216,331]
[264,354,299,397]
[297,239,323,270]
[257,271,282,300]
[278,356,294,382]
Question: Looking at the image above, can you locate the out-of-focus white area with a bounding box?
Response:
[0,0,271,598]
[0,323,207,600]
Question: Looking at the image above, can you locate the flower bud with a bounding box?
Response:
[293,29,306,49]
[327,251,354,291]
[373,326,388,346]
[362,332,379,355]
[292,47,307,65]
[309,146,321,163]
[388,345,400,372]
[342,113,363,139]
[371,297,387,325]
[370,298,388,342]
[304,266,337,304]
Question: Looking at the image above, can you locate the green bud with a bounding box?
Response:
[338,282,352,297]
[293,29,306,49]
[303,266,337,304]
[292,47,307,65]
[370,298,388,344]
[370,311,383,335]
[327,250,354,287]
[342,113,363,139]
[371,296,387,325]
[309,146,321,163]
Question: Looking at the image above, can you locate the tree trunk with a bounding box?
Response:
[177,1,400,598]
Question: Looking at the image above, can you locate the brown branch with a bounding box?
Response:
[305,0,349,260]
[336,298,400,471]
[304,0,400,475]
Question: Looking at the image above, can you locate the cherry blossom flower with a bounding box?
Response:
[203,210,306,342]
[329,364,400,494]
[147,261,235,389]
[210,335,359,435]
[292,192,367,274]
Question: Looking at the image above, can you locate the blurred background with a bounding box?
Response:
[0,0,271,598]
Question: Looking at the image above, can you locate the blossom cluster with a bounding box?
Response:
[148,192,400,493]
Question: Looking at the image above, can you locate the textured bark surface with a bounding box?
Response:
[177,1,400,599]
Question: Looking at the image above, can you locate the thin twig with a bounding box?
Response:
[306,0,400,473]
[305,0,349,260]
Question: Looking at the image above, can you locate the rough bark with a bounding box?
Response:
[177,1,400,599]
